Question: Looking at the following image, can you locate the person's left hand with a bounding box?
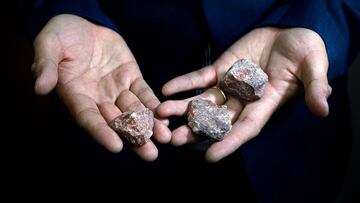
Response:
[157,27,332,162]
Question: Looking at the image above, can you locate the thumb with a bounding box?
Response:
[32,34,61,95]
[301,51,332,117]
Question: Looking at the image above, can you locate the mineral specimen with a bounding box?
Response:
[187,98,232,140]
[108,108,154,146]
[220,59,268,102]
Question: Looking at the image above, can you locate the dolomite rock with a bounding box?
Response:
[109,108,154,146]
[220,59,268,102]
[187,98,231,140]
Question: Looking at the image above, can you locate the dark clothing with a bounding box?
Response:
[30,1,359,202]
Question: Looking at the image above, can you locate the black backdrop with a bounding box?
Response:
[2,1,359,201]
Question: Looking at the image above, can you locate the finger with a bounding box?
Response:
[98,101,122,123]
[131,140,158,162]
[162,66,217,96]
[157,87,227,118]
[63,94,123,153]
[130,78,160,111]
[116,90,170,145]
[157,99,193,118]
[32,34,61,95]
[130,78,169,126]
[225,97,244,123]
[116,90,146,112]
[206,85,281,162]
[301,51,331,117]
[153,119,172,144]
[157,96,199,146]
[171,125,197,146]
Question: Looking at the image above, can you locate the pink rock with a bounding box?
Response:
[187,98,232,140]
[108,108,154,146]
[220,59,268,102]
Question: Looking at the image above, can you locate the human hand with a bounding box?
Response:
[158,27,331,162]
[32,14,171,161]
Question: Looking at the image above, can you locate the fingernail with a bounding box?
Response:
[161,119,169,126]
[328,85,332,97]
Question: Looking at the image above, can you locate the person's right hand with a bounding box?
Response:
[32,14,171,161]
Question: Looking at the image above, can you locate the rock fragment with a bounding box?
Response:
[220,59,268,102]
[187,98,231,140]
[109,108,154,146]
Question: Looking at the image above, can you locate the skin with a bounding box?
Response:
[33,14,331,163]
[32,14,171,162]
[157,27,331,162]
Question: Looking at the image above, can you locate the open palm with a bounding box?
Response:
[32,14,170,161]
[158,27,331,162]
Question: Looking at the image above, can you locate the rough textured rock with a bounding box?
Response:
[187,98,232,140]
[108,108,154,146]
[220,59,268,102]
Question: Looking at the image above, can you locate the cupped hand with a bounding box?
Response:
[32,14,171,161]
[158,27,331,162]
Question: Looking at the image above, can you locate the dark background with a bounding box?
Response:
[2,1,359,201]
[335,54,360,202]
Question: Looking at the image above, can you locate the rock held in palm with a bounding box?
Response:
[109,108,154,146]
[187,98,231,140]
[220,59,268,102]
